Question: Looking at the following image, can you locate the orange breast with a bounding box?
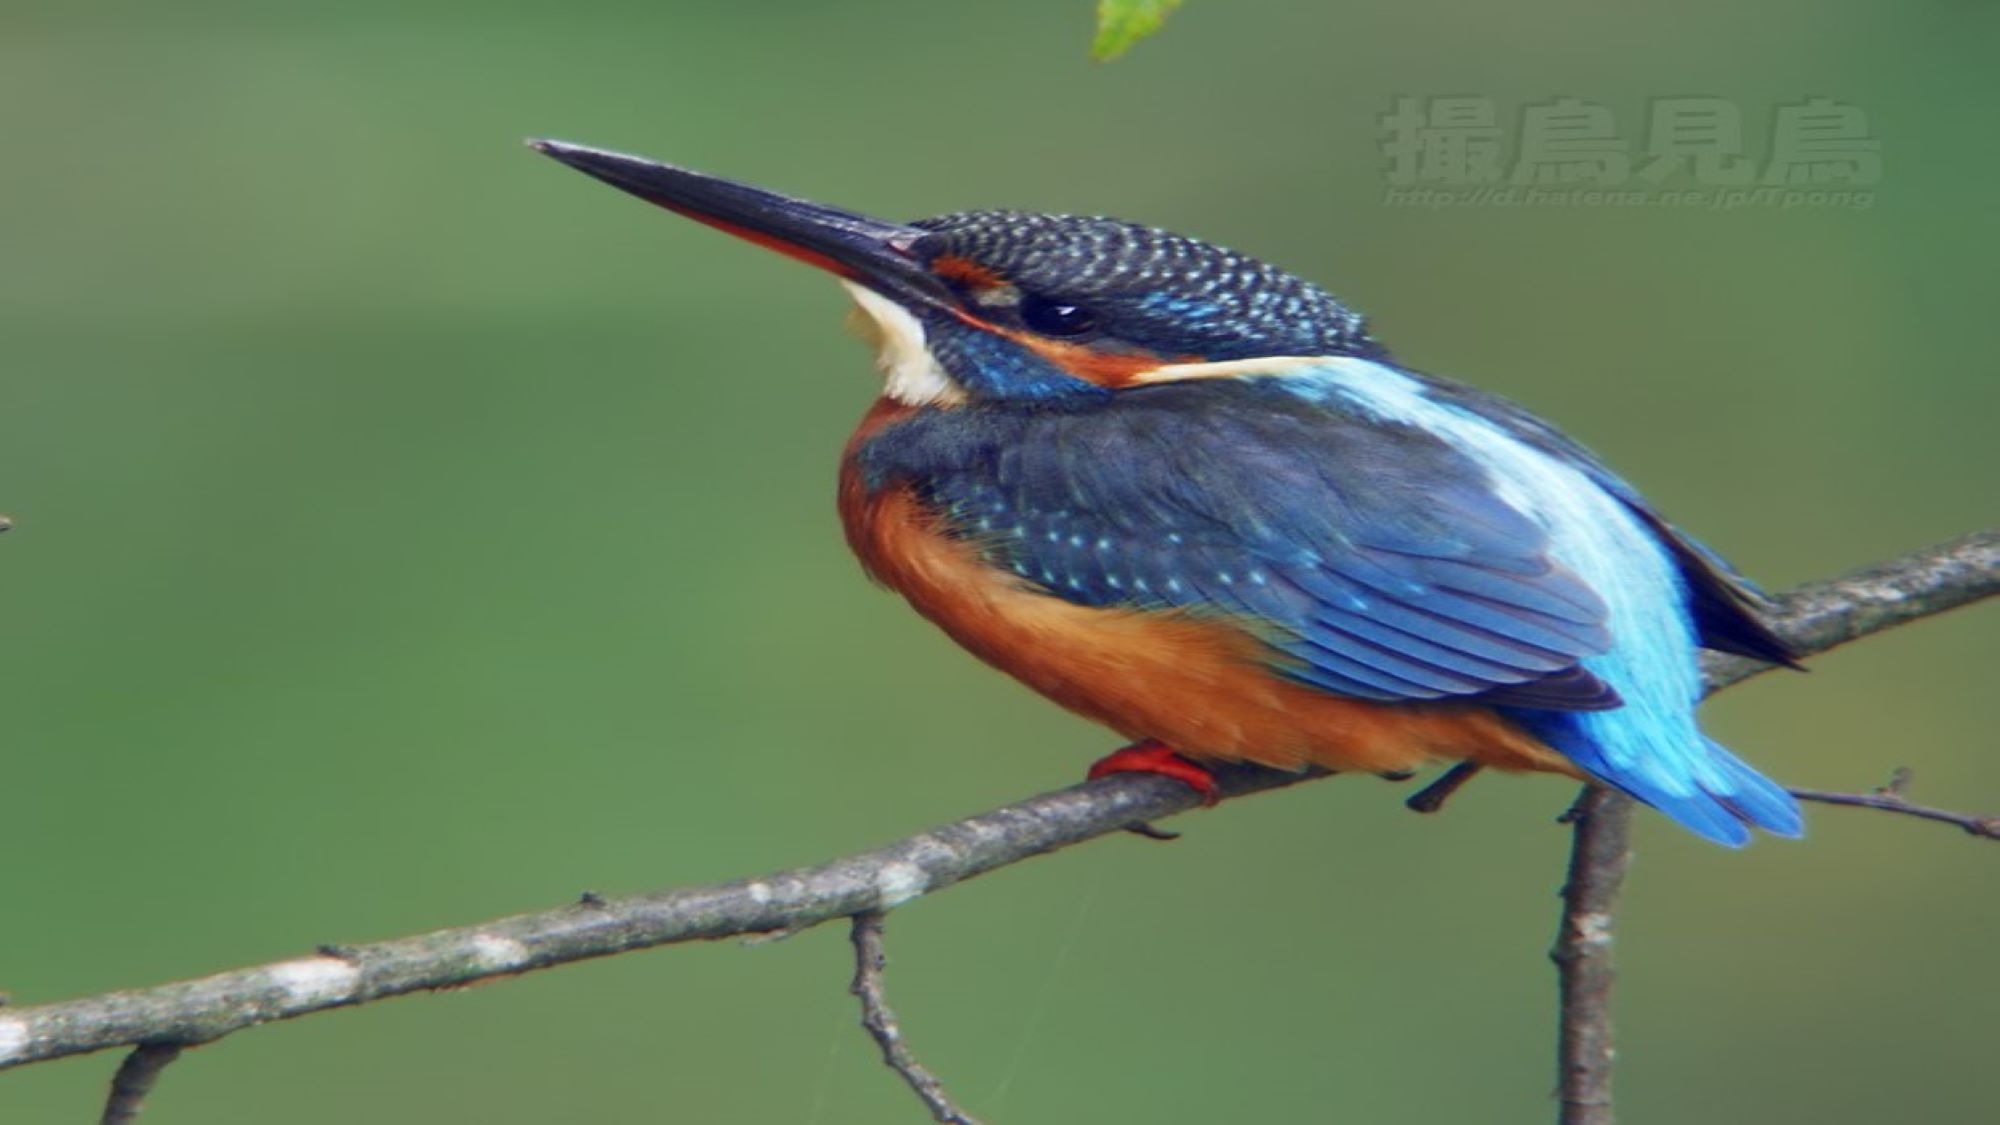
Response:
[838,399,1574,778]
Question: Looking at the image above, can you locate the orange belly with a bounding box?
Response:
[839,403,1575,777]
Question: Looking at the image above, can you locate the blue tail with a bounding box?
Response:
[1522,710,1804,847]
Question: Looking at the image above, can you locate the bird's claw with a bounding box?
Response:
[1086,742,1217,842]
[1086,741,1222,817]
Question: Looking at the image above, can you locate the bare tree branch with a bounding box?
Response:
[0,530,1991,1098]
[1552,787,1635,1125]
[849,912,982,1124]
[1698,529,1999,693]
[1541,778,2000,1125]
[98,1043,182,1125]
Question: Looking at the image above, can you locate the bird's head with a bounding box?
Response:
[533,140,1379,407]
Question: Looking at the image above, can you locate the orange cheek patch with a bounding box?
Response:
[931,255,1010,290]
[1015,334,1202,388]
[1022,337,1165,386]
[933,302,1203,389]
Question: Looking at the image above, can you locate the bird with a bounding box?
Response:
[531,138,1805,847]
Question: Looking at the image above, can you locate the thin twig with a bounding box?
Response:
[1551,787,1635,1125]
[0,531,1990,1083]
[1791,777,2000,840]
[848,912,981,1125]
[98,1043,183,1125]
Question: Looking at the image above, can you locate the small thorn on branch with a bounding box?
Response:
[99,1043,184,1125]
[1877,767,1914,798]
[1791,769,2000,841]
[847,911,981,1125]
[1406,762,1485,814]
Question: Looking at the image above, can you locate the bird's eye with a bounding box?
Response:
[1020,295,1097,337]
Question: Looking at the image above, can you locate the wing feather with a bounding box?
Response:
[862,379,1627,711]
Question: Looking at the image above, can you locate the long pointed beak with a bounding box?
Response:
[530,139,951,311]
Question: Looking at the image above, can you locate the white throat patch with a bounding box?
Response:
[840,281,966,406]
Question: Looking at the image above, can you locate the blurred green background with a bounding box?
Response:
[3,1,1994,1122]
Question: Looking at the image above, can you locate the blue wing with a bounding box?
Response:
[858,379,1622,710]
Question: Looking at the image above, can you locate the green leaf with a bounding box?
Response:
[1091,0,1184,62]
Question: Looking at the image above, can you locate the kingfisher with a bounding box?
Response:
[532,139,1805,847]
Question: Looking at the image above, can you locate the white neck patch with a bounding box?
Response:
[1124,355,1327,385]
[839,281,966,406]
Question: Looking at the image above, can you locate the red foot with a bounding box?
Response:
[1087,741,1221,806]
